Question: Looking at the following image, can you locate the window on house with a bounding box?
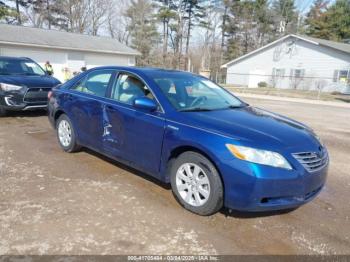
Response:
[290,69,305,79]
[333,70,350,83]
[128,57,135,66]
[272,68,285,78]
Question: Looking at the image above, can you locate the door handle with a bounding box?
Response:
[105,104,117,112]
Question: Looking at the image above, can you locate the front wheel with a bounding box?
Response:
[56,114,81,153]
[170,152,223,216]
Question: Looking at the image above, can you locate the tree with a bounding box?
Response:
[183,0,206,70]
[126,0,159,66]
[325,0,350,41]
[55,0,90,33]
[271,0,298,35]
[107,0,131,44]
[304,0,350,41]
[255,0,273,47]
[89,0,110,36]
[304,0,332,39]
[0,1,17,23]
[155,0,177,66]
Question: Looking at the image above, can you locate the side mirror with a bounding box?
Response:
[133,97,158,112]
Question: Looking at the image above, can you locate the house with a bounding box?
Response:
[221,34,350,94]
[0,24,140,82]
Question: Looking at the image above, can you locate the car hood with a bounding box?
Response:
[178,106,320,151]
[0,75,61,88]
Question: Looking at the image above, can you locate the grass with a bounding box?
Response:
[222,85,350,103]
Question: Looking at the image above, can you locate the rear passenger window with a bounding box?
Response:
[71,70,114,97]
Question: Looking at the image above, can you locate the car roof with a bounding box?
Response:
[88,66,198,78]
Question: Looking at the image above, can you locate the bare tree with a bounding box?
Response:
[88,0,110,36]
[106,0,130,44]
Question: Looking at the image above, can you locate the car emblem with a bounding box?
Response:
[39,88,43,92]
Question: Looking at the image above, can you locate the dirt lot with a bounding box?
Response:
[0,98,349,255]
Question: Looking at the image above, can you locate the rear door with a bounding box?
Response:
[64,69,115,150]
[102,72,166,176]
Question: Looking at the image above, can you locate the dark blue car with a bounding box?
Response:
[0,56,61,116]
[48,67,328,215]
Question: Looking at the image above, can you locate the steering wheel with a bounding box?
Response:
[190,96,207,108]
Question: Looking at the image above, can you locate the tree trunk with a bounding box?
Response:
[16,0,21,25]
[46,0,51,29]
[162,19,167,66]
[185,5,193,71]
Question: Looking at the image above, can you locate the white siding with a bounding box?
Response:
[0,44,136,83]
[85,53,134,69]
[226,36,350,93]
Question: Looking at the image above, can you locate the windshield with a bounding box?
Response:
[154,74,245,111]
[0,58,46,76]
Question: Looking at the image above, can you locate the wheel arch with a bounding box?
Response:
[54,109,66,126]
[166,145,223,185]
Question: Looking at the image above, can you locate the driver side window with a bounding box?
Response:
[111,73,154,105]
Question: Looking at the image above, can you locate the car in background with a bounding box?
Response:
[48,67,328,215]
[0,56,61,116]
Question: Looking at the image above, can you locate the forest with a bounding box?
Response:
[1,0,349,80]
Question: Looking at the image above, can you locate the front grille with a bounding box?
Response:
[292,150,328,173]
[24,88,50,103]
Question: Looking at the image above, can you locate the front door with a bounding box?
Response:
[103,72,166,176]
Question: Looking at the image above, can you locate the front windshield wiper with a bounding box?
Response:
[179,107,213,112]
[226,104,249,109]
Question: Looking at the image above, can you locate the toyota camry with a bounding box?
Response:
[48,67,328,215]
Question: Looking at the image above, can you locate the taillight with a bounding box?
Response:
[48,91,53,100]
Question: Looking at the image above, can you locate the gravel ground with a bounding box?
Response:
[0,97,349,255]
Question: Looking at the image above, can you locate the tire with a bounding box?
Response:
[0,106,7,117]
[56,114,81,153]
[170,151,223,216]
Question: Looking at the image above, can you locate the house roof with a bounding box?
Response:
[0,24,140,56]
[221,34,350,68]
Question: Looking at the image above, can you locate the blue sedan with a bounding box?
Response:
[48,67,329,215]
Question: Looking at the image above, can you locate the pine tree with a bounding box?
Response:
[155,0,177,66]
[326,0,350,41]
[126,0,159,66]
[304,0,332,39]
[304,0,350,41]
[271,0,298,35]
[183,0,206,70]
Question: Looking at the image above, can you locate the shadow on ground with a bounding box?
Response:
[83,148,295,219]
[2,109,47,118]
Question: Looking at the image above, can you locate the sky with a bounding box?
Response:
[295,0,336,14]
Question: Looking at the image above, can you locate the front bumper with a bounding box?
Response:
[0,88,49,111]
[220,157,328,212]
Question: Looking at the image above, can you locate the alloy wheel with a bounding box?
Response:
[175,163,211,207]
[58,120,72,147]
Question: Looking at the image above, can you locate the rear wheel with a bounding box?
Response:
[56,114,81,153]
[0,106,7,117]
[170,151,223,216]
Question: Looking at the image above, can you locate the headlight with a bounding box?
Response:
[226,144,292,170]
[0,83,23,91]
